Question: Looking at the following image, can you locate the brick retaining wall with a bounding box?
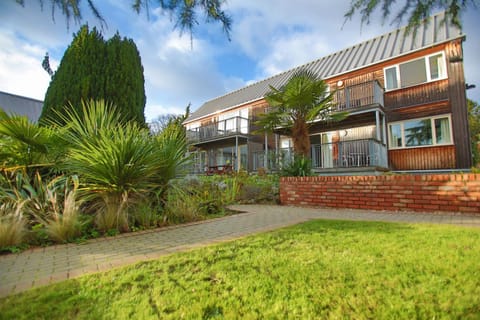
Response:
[280,174,480,215]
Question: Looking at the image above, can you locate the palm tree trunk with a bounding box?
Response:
[291,120,310,158]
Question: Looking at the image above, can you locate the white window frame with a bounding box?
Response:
[186,122,200,130]
[217,107,250,134]
[388,114,453,150]
[383,51,447,91]
[384,66,400,90]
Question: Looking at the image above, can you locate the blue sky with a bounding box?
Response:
[1,1,479,121]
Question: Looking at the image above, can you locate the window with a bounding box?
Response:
[186,122,200,130]
[435,117,451,144]
[400,58,427,88]
[385,67,398,90]
[404,119,432,146]
[388,115,452,149]
[384,52,447,90]
[218,108,249,134]
[389,123,402,148]
[280,137,292,149]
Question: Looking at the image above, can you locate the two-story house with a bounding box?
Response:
[184,12,471,174]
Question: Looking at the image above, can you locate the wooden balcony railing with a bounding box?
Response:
[384,79,449,110]
[187,116,249,143]
[332,80,384,111]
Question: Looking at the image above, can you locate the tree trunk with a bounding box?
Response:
[291,120,310,158]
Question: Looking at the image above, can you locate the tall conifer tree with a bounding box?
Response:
[40,25,146,125]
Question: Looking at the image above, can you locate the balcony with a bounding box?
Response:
[311,139,388,169]
[252,139,388,171]
[331,80,384,112]
[187,116,249,144]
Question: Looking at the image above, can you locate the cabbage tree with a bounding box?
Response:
[56,100,189,231]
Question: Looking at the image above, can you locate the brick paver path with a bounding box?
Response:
[1,205,479,298]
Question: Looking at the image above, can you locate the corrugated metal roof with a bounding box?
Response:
[186,11,463,123]
[0,91,43,122]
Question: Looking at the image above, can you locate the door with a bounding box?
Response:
[321,133,333,168]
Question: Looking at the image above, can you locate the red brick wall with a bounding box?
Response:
[280,174,480,215]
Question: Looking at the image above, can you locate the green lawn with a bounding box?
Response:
[1,220,479,319]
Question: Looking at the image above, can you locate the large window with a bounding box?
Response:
[218,108,249,134]
[384,52,447,91]
[388,115,452,149]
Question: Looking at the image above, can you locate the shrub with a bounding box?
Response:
[94,193,129,233]
[281,156,313,177]
[0,203,27,250]
[130,200,163,229]
[163,187,202,224]
[200,173,279,205]
[56,100,189,233]
[39,185,86,243]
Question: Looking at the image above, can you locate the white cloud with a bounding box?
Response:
[0,31,51,100]
[0,1,71,48]
[225,0,393,82]
[131,12,228,120]
[257,31,331,77]
[145,104,186,120]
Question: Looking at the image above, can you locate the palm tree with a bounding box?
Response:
[256,69,347,158]
[0,109,61,173]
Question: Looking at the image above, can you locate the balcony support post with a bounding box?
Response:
[235,135,239,172]
[264,132,268,169]
[382,113,387,144]
[345,87,350,109]
[375,110,381,140]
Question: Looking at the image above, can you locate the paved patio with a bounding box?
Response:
[1,205,479,298]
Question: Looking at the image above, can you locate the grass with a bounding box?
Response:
[0,220,479,319]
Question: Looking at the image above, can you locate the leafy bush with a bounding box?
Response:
[0,171,89,244]
[0,99,195,250]
[54,100,190,233]
[201,173,279,204]
[0,109,58,171]
[281,156,313,177]
[130,200,163,229]
[163,186,202,224]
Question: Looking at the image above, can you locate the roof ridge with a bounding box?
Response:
[0,90,44,103]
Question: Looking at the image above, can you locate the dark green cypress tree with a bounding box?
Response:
[40,25,146,125]
[105,33,146,124]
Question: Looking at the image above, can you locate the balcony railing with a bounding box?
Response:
[332,80,384,111]
[384,79,449,110]
[252,138,387,171]
[187,116,249,143]
[311,139,387,169]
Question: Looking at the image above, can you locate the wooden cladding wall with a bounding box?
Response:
[280,174,480,215]
[384,79,449,110]
[388,145,456,170]
[387,101,450,122]
[445,39,471,168]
